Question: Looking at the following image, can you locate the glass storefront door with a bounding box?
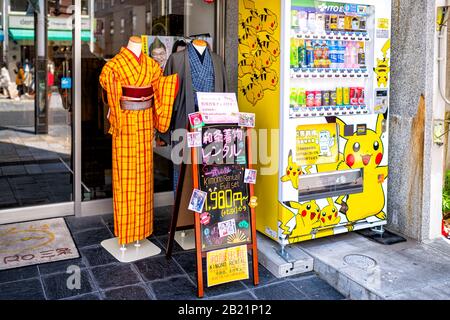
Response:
[81,0,218,203]
[0,0,224,223]
[0,1,74,213]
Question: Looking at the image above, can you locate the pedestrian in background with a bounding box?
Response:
[15,62,25,99]
[0,62,11,99]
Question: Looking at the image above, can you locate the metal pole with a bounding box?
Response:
[3,0,9,63]
[89,0,94,52]
[35,0,48,134]
[74,0,82,216]
[215,0,225,58]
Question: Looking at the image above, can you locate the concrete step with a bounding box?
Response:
[256,233,314,278]
[298,232,450,300]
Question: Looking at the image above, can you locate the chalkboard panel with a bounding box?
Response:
[201,126,247,166]
[198,125,252,252]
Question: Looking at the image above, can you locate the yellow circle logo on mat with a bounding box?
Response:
[0,225,55,255]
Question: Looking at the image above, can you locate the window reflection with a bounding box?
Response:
[81,0,217,201]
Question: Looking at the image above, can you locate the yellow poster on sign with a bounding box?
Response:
[206,245,249,287]
[296,123,339,166]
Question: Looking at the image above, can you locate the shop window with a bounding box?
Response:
[78,0,218,201]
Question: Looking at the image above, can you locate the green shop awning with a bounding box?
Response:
[9,29,92,42]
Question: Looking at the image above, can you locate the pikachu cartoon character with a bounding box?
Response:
[250,68,278,91]
[374,39,390,88]
[257,34,280,57]
[331,115,388,229]
[239,79,264,106]
[374,58,390,88]
[254,49,276,71]
[239,31,259,54]
[280,200,321,243]
[281,150,302,189]
[238,54,256,78]
[317,198,341,238]
[255,8,278,34]
[243,9,262,32]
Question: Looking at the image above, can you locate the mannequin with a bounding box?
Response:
[127,36,142,59]
[99,36,179,262]
[159,39,228,250]
[192,39,207,55]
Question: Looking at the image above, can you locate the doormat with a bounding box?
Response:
[356,228,407,245]
[0,218,79,271]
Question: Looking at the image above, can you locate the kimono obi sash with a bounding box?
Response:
[120,84,154,111]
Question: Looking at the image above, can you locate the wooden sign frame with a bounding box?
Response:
[166,125,259,298]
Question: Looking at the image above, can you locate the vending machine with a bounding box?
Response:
[272,0,392,248]
[237,0,391,249]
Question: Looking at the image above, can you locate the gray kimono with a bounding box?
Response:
[158,46,228,144]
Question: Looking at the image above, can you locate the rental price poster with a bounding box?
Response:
[206,245,249,287]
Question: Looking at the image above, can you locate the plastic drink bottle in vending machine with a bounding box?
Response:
[314,91,322,107]
[349,42,358,68]
[344,16,353,31]
[351,16,360,31]
[322,91,331,106]
[329,14,338,31]
[330,90,337,106]
[329,41,337,69]
[359,16,367,31]
[290,38,299,68]
[290,88,298,105]
[337,15,345,31]
[338,41,345,69]
[357,87,365,105]
[291,10,299,27]
[336,87,343,105]
[297,88,306,106]
[322,41,330,68]
[308,12,316,32]
[316,14,325,33]
[344,42,351,68]
[306,41,314,68]
[306,91,315,107]
[298,10,308,32]
[298,40,307,68]
[324,14,331,31]
[358,42,366,68]
[314,42,323,68]
[343,87,350,105]
[350,87,358,105]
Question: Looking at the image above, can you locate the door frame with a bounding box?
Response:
[0,0,227,225]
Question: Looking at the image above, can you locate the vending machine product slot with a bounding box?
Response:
[298,169,364,202]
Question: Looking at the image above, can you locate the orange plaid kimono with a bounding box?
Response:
[100,47,178,245]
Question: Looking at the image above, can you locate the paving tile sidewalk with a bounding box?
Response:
[0,206,344,300]
[300,232,450,300]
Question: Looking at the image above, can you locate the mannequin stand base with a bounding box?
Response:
[101,238,161,263]
[174,229,196,251]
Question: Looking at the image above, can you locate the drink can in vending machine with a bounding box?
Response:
[306,91,315,107]
[336,87,343,106]
[314,91,322,107]
[350,87,358,105]
[330,90,337,106]
[357,87,365,105]
[322,90,330,106]
[343,87,350,105]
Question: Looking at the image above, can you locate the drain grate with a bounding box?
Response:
[344,254,377,270]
